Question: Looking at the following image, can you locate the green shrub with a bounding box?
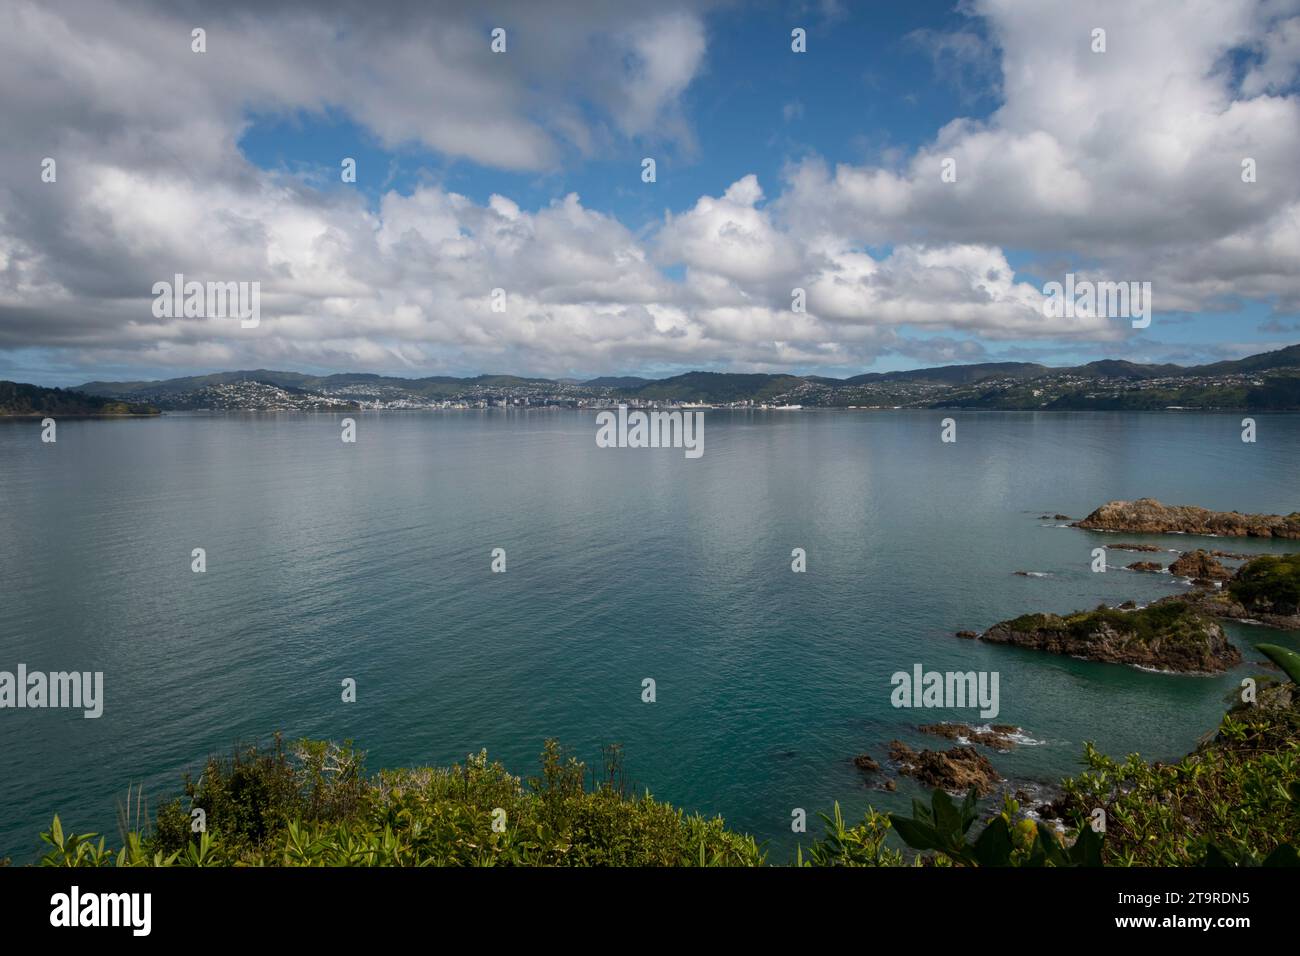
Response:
[1057,701,1300,865]
[798,803,906,867]
[881,789,1101,867]
[1231,554,1300,614]
[45,737,764,867]
[35,711,1300,868]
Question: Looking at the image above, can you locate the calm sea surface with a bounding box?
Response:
[2,409,1298,861]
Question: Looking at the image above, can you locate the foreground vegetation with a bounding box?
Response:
[39,741,767,867]
[30,646,1300,868]
[1054,675,1300,866]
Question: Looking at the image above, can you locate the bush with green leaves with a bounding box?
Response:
[34,702,1300,867]
[797,803,906,867]
[144,732,365,859]
[1257,643,1300,684]
[1056,697,1300,866]
[40,737,764,867]
[881,789,1101,867]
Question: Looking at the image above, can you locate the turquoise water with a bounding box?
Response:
[1,409,1298,862]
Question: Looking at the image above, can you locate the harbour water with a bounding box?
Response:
[1,409,1297,861]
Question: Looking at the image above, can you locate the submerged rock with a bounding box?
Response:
[1074,498,1300,539]
[918,722,1022,751]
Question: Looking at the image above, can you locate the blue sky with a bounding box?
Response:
[2,0,1299,385]
[239,3,999,233]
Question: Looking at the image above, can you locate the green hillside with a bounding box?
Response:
[0,381,158,416]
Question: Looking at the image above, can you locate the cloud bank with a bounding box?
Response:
[1,0,1298,379]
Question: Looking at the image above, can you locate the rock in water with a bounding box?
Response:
[888,741,1002,796]
[1127,561,1163,572]
[852,753,880,773]
[976,602,1240,673]
[1074,498,1300,539]
[1169,549,1232,581]
[1181,554,1300,629]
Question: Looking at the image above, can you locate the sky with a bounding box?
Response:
[2,0,1300,386]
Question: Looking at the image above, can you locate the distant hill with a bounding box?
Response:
[1050,345,1300,382]
[843,361,1049,386]
[0,381,159,416]
[1069,359,1185,379]
[622,372,806,403]
[78,370,320,397]
[79,370,561,399]
[1186,343,1300,376]
[60,342,1300,411]
[583,376,653,389]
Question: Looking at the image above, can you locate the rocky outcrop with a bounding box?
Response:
[1154,589,1246,618]
[1153,554,1300,629]
[1169,549,1231,581]
[1074,498,1300,539]
[888,741,1001,796]
[973,602,1241,673]
[1109,543,1164,553]
[1228,554,1300,621]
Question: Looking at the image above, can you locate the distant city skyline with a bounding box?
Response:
[3,0,1300,388]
